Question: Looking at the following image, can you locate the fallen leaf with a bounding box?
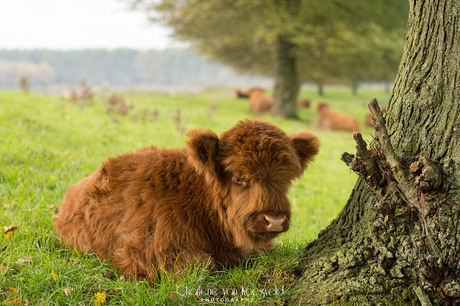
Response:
[3,226,20,238]
[63,288,73,296]
[3,287,18,299]
[4,297,21,305]
[51,270,59,280]
[94,290,106,306]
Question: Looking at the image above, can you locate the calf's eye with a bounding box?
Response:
[232,176,249,188]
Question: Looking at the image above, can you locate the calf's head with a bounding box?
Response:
[317,103,330,113]
[186,120,319,251]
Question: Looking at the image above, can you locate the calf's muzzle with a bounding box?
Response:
[264,214,287,232]
[246,211,290,237]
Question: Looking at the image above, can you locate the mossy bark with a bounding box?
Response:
[271,36,299,119]
[292,0,459,304]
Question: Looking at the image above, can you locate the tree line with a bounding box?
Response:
[0,49,271,88]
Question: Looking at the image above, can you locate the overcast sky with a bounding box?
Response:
[0,0,174,50]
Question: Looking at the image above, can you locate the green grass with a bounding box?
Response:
[0,88,388,304]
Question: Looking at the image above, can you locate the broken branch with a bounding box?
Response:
[353,132,383,185]
[368,98,412,194]
[368,98,406,179]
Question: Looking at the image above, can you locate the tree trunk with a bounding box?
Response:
[317,81,324,96]
[351,80,359,96]
[292,0,459,304]
[271,35,299,119]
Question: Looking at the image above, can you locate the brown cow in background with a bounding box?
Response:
[365,105,386,127]
[317,103,360,132]
[235,89,250,99]
[297,99,311,108]
[249,88,273,113]
[235,87,265,99]
[55,120,319,281]
[365,113,373,127]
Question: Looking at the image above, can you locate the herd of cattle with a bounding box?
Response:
[236,88,375,132]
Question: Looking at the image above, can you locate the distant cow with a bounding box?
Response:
[316,103,360,132]
[297,99,311,108]
[365,113,373,127]
[235,87,265,99]
[235,89,250,99]
[249,88,273,113]
[365,105,386,127]
[55,120,319,281]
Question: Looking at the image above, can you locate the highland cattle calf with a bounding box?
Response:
[55,120,319,281]
[316,103,360,132]
[249,88,273,113]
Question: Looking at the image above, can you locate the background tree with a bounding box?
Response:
[292,0,459,303]
[128,0,408,117]
[140,0,301,117]
[294,1,406,96]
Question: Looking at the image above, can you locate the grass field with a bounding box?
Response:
[0,87,388,304]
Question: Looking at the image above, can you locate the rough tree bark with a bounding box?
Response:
[292,0,459,304]
[272,35,299,119]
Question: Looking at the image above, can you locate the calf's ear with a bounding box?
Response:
[186,129,221,179]
[290,131,320,171]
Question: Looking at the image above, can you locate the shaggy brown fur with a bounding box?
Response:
[55,120,319,281]
[317,103,360,132]
[249,88,273,113]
